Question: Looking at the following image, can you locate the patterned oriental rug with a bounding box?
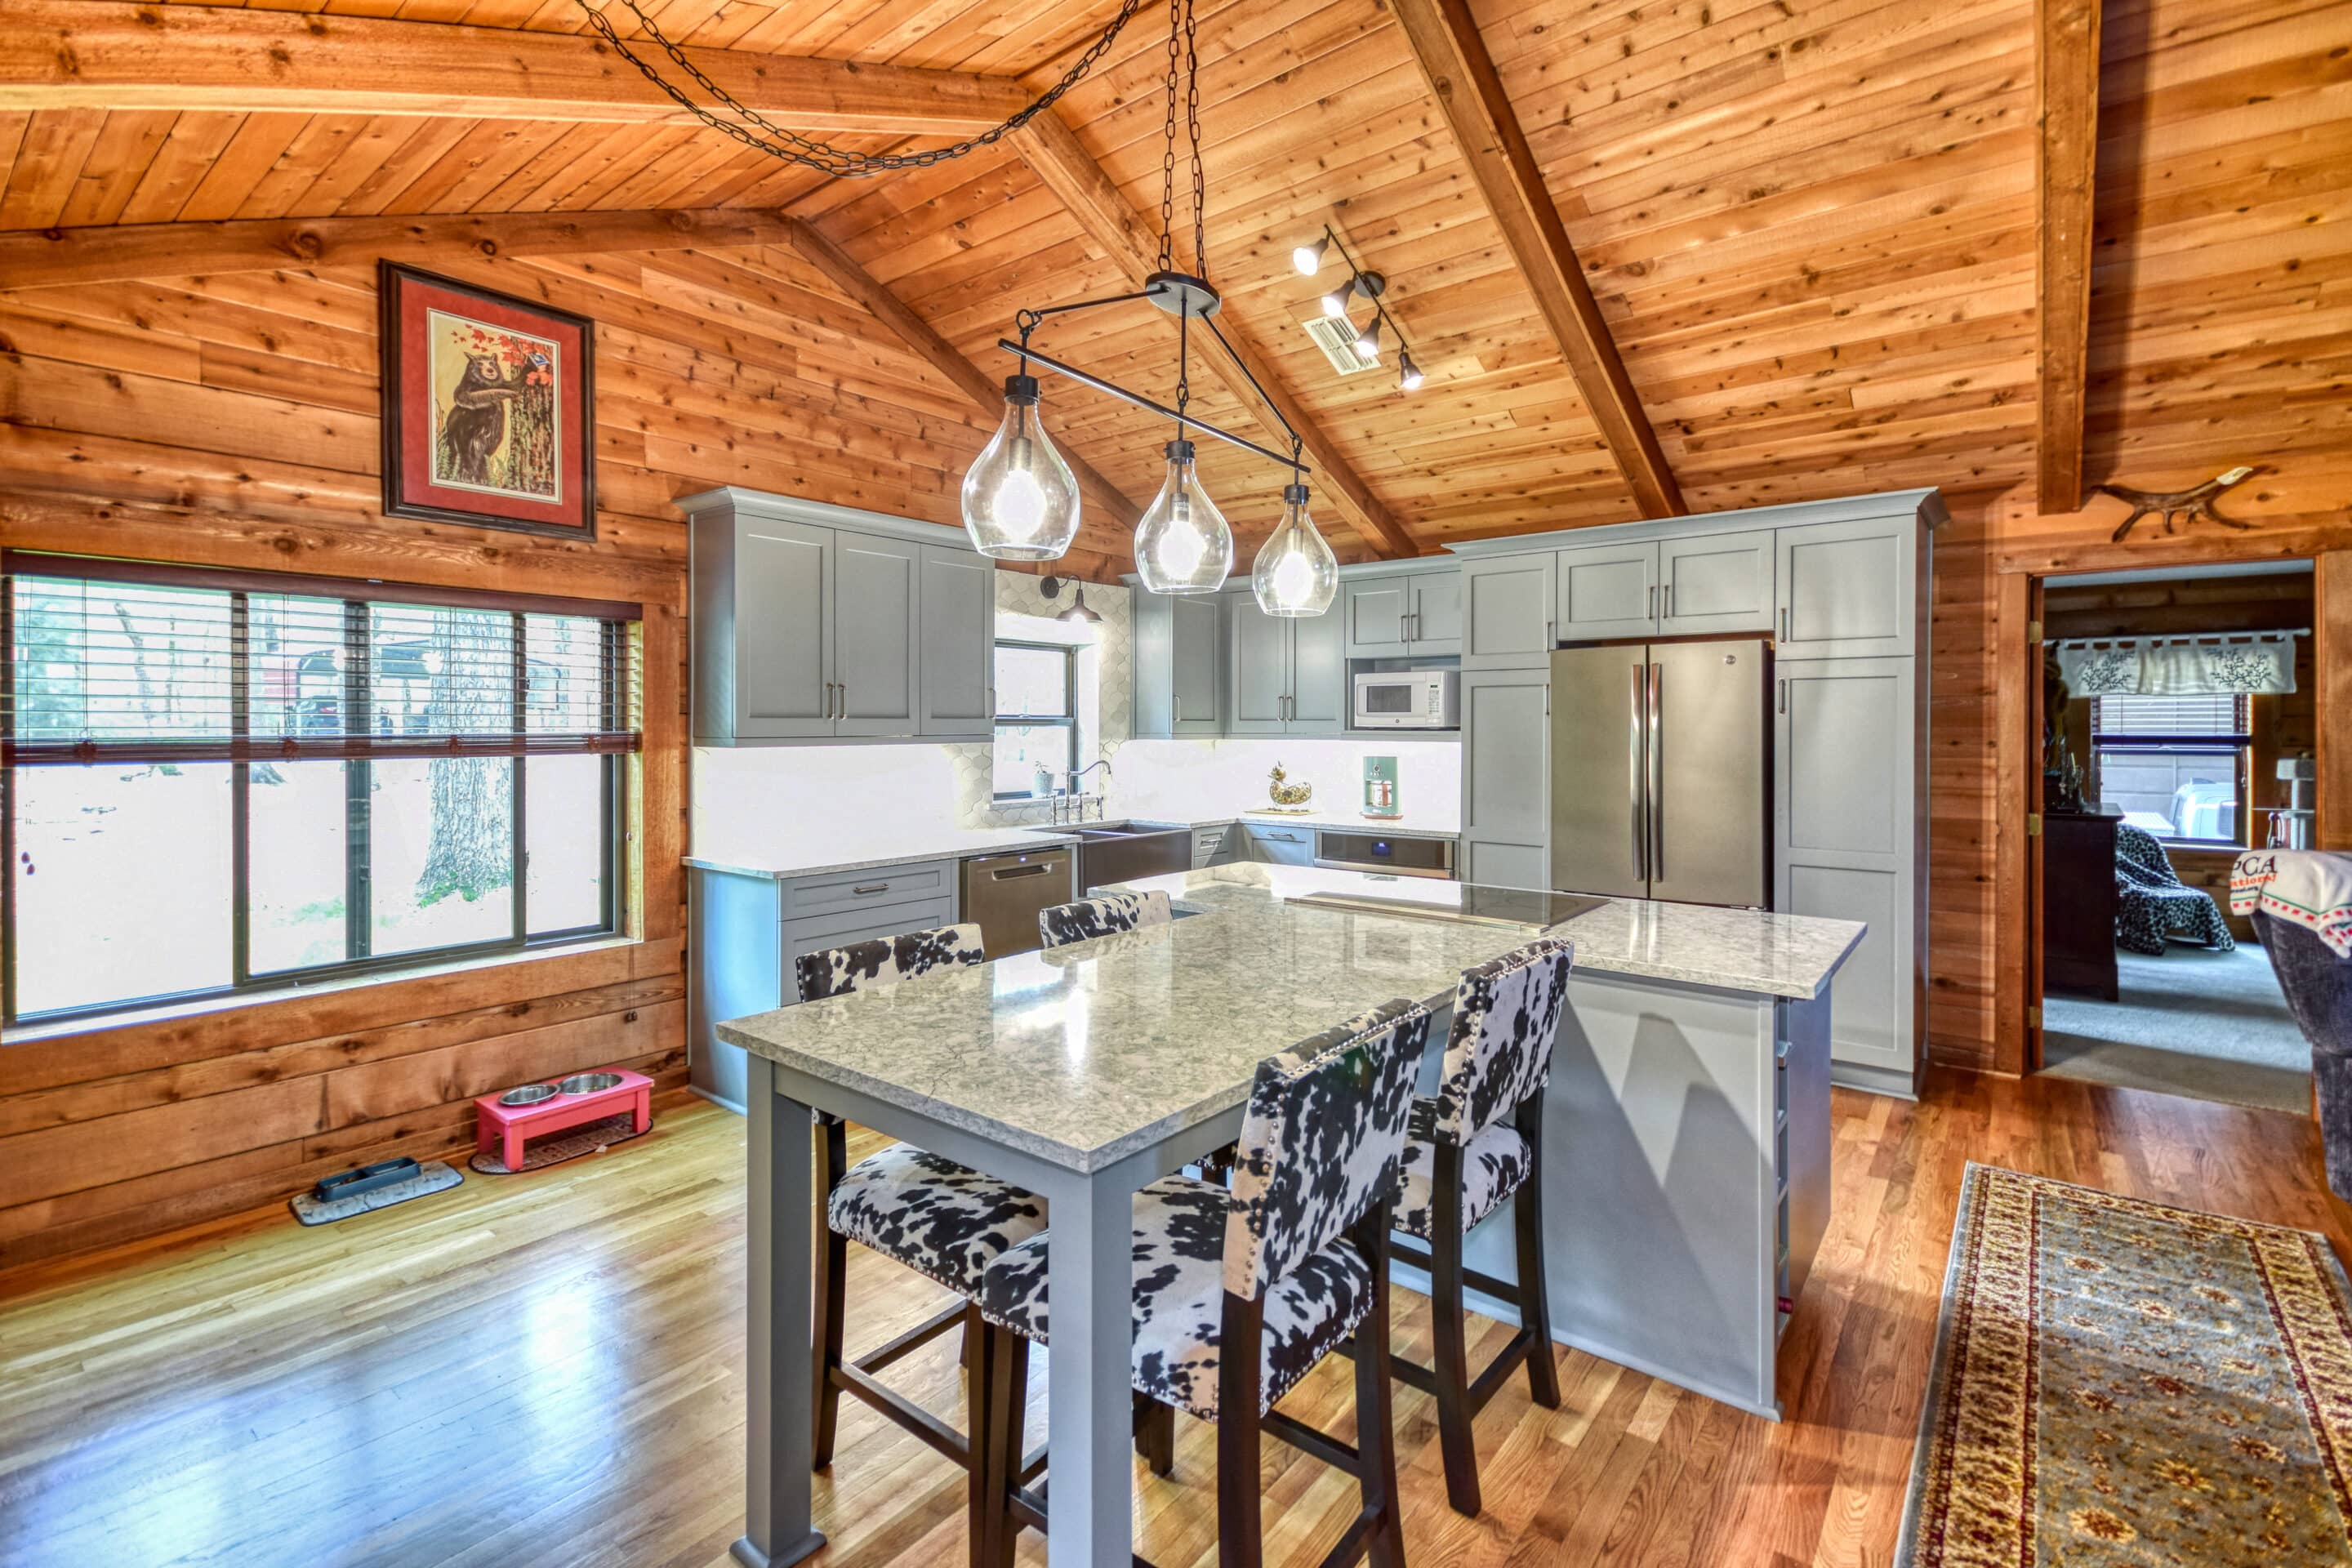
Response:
[1898,1164,2352,1566]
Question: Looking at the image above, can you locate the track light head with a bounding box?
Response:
[1291,233,1330,275]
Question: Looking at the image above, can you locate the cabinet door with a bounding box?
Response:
[1555,541,1658,642]
[831,531,921,736]
[1775,515,1916,658]
[1343,577,1410,657]
[1169,593,1224,735]
[1774,657,1915,1082]
[1460,554,1559,668]
[1243,823,1315,865]
[1460,666,1551,882]
[917,544,994,738]
[732,516,835,738]
[1658,530,1772,635]
[1227,591,1292,734]
[1288,603,1348,733]
[1408,569,1463,655]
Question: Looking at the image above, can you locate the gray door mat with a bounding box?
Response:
[470,1112,649,1174]
[291,1161,464,1225]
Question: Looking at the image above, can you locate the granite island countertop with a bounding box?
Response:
[715,866,1863,1171]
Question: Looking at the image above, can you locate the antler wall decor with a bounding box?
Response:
[2093,466,2259,543]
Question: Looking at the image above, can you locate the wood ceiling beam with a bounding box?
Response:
[0,207,814,289]
[2034,0,2103,514]
[782,217,1143,534]
[0,0,1031,131]
[1009,113,1419,561]
[1389,0,1683,521]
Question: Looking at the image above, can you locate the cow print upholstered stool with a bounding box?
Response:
[969,997,1428,1568]
[1390,936,1575,1517]
[1036,888,1173,948]
[794,924,1049,1478]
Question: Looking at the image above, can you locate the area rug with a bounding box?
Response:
[1896,1164,2352,1566]
[2042,944,2312,1114]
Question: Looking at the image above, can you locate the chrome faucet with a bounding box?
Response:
[1058,760,1114,825]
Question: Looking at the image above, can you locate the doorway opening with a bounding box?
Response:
[2032,560,2316,1111]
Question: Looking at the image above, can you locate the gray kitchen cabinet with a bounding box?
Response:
[1240,821,1314,865]
[1555,541,1657,642]
[684,488,997,745]
[1775,514,1918,658]
[1459,666,1551,886]
[1227,590,1346,735]
[918,544,995,738]
[1659,530,1773,636]
[1343,567,1463,659]
[1461,552,1558,668]
[1130,586,1224,737]
[1774,656,1922,1094]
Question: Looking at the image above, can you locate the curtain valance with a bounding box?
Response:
[2055,634,2297,697]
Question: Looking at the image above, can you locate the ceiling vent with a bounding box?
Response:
[1300,315,1379,376]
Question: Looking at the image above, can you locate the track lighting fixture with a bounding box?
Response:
[1290,222,1422,390]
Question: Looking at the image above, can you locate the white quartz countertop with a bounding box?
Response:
[684,826,1079,880]
[1129,809,1460,839]
[713,866,1864,1173]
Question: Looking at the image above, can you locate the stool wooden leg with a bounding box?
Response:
[965,1307,996,1568]
[812,1115,849,1469]
[1216,1293,1265,1568]
[980,1328,1029,1568]
[1429,1138,1482,1517]
[1353,1205,1407,1568]
[1134,1392,1175,1477]
[1514,1094,1561,1410]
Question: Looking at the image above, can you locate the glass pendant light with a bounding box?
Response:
[960,374,1080,560]
[1251,483,1337,617]
[1133,438,1232,595]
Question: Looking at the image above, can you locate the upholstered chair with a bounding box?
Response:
[1036,889,1174,948]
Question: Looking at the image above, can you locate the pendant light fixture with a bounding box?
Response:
[1134,439,1233,595]
[1251,479,1338,617]
[960,374,1081,559]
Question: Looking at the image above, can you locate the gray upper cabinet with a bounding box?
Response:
[1775,514,1917,658]
[918,544,995,738]
[1227,590,1346,735]
[1343,568,1461,659]
[1461,552,1558,667]
[1555,541,1657,642]
[1131,587,1224,737]
[684,488,996,745]
[1408,570,1463,655]
[1659,530,1773,635]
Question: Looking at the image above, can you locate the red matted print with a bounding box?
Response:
[378,262,596,539]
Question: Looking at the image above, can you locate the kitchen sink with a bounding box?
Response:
[1024,820,1192,890]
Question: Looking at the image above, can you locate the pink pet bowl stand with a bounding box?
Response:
[474,1067,653,1173]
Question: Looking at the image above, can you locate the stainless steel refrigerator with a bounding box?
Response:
[1548,639,1771,907]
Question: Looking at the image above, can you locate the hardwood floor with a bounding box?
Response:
[2,1072,2342,1568]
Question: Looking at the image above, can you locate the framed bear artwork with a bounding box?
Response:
[377,262,597,539]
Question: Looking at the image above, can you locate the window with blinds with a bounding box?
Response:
[2091,693,2250,848]
[2,554,643,1026]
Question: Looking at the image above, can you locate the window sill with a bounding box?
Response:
[1,934,641,1046]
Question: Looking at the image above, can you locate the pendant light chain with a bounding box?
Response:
[1158,0,1181,274]
[573,0,1143,178]
[1186,0,1205,275]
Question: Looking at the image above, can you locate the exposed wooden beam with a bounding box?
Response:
[1389,0,1683,521]
[2034,0,2103,514]
[0,0,1031,131]
[1009,113,1419,561]
[0,207,810,290]
[781,217,1142,535]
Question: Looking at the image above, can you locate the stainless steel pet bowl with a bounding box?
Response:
[559,1072,625,1095]
[499,1083,559,1107]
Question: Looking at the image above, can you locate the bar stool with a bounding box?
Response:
[971,996,1431,1568]
[1037,888,1173,947]
[1388,936,1575,1517]
[796,924,1049,1477]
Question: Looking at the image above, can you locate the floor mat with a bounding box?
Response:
[291,1161,462,1225]
[470,1112,648,1174]
[2042,942,2311,1112]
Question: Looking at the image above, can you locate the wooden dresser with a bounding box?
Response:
[2042,812,2120,1001]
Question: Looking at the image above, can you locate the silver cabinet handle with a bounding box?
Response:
[839,681,848,719]
[1545,617,1557,648]
[851,881,889,896]
[1778,677,1787,715]
[1664,583,1673,618]
[1648,584,1656,620]
[824,682,838,720]
[1174,693,1183,724]
[1629,663,1646,881]
[1780,607,1790,641]
[1648,661,1664,880]
[986,684,996,717]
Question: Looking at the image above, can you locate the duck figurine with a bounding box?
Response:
[1267,763,1312,808]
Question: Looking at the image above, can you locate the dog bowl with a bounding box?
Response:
[559,1072,625,1095]
[499,1083,559,1107]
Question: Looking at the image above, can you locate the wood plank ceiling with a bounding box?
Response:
[3,0,2346,556]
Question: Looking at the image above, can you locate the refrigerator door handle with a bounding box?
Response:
[1648,661,1664,881]
[1629,663,1647,881]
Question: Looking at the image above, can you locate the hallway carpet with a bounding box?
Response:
[2042,943,2312,1113]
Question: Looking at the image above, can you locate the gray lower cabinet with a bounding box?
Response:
[1775,514,1918,658]
[1459,666,1550,887]
[1461,551,1558,667]
[1659,529,1773,635]
[1774,657,1921,1091]
[1131,587,1224,737]
[1227,590,1346,735]
[1240,822,1314,865]
[685,488,999,744]
[1191,824,1236,867]
[1555,541,1657,642]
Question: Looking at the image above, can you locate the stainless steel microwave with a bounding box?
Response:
[1352,669,1459,728]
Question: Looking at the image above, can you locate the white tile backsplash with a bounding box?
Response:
[1107,737,1461,829]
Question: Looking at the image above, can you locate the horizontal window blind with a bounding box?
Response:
[2092,693,2249,742]
[3,555,642,767]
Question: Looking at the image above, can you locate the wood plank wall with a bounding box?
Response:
[0,243,999,1266]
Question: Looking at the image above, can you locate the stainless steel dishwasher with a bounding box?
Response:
[960,845,1075,959]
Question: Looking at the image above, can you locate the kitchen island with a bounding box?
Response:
[714,864,1859,1566]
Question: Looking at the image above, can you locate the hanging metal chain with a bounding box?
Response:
[573,0,1143,179]
[1185,0,1205,276]
[1157,0,1181,273]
